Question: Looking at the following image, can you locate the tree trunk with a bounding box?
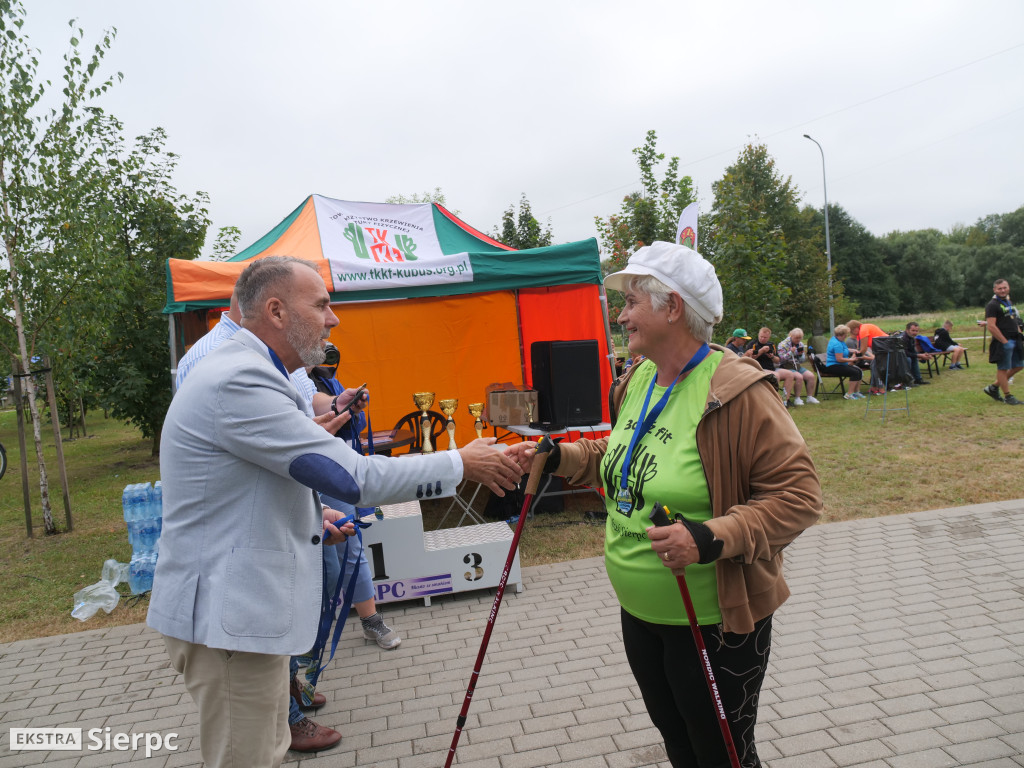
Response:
[8,268,55,534]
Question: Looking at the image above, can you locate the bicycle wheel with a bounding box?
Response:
[0,442,6,480]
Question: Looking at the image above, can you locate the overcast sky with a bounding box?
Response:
[28,1,1024,257]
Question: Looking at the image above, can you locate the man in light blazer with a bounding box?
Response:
[149,256,523,768]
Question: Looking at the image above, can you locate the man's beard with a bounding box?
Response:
[287,321,328,368]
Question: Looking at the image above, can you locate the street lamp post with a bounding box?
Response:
[804,134,834,334]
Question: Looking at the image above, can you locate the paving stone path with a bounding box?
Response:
[1,500,1021,767]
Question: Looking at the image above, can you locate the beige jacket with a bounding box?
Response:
[556,346,823,634]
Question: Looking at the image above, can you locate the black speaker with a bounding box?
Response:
[530,340,602,427]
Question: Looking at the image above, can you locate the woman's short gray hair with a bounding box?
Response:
[236,256,319,319]
[624,274,715,343]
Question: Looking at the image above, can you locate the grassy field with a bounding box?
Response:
[1,310,1020,642]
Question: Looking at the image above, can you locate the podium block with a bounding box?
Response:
[359,500,522,606]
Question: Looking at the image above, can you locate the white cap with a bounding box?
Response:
[604,241,723,324]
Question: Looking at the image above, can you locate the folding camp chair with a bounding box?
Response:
[811,353,847,399]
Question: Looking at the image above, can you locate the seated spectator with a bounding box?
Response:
[777,327,819,405]
[724,328,751,356]
[826,324,865,399]
[746,327,801,403]
[902,322,934,386]
[933,320,966,369]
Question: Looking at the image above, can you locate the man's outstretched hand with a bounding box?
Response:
[457,438,524,496]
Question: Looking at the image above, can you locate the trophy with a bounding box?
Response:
[467,402,485,439]
[525,398,535,426]
[412,391,435,453]
[439,398,459,450]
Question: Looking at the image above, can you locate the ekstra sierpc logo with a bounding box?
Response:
[8,728,81,750]
[9,727,179,757]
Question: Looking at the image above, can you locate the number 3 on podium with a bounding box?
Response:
[464,552,483,581]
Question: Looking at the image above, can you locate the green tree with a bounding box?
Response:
[0,1,121,533]
[879,229,962,313]
[963,243,1024,306]
[86,128,209,456]
[822,204,897,317]
[595,130,695,271]
[210,225,242,260]
[385,187,459,215]
[493,194,553,249]
[707,143,792,335]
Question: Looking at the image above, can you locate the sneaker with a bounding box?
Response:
[949,363,963,370]
[289,717,342,752]
[869,387,885,395]
[844,393,856,400]
[805,395,820,404]
[362,615,401,650]
[983,384,1004,402]
[1005,394,1023,405]
[793,396,804,406]
[853,392,866,399]
[914,380,930,385]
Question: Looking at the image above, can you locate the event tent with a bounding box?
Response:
[164,195,615,445]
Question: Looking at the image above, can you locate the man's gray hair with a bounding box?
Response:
[236,256,319,319]
[624,274,715,343]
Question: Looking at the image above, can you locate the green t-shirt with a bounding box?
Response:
[601,354,723,626]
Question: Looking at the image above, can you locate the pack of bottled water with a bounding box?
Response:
[122,481,163,594]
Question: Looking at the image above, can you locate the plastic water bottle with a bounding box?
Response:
[101,558,129,587]
[122,484,134,522]
[128,552,155,594]
[152,481,163,539]
[122,480,163,593]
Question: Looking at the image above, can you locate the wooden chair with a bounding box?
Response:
[810,353,848,399]
[388,410,447,455]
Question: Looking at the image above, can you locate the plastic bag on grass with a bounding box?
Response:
[71,559,128,621]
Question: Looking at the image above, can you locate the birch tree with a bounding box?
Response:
[0,0,120,533]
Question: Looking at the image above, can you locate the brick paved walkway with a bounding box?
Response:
[1,500,1021,767]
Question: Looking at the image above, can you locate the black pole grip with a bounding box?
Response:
[649,502,672,527]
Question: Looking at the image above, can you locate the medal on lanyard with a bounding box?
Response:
[616,344,710,515]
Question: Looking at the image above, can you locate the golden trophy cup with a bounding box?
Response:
[467,402,485,439]
[439,398,459,450]
[412,391,435,453]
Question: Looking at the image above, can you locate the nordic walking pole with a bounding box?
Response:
[443,436,554,768]
[649,503,742,768]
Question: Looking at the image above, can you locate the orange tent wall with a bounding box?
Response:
[327,291,524,447]
[187,283,612,446]
[518,284,614,424]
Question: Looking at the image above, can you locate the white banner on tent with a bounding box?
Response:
[313,197,474,291]
[676,202,698,249]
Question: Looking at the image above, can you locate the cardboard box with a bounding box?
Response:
[486,388,538,427]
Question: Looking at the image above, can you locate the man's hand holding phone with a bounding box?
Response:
[332,383,368,417]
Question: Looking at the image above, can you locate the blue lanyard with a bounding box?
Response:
[267,346,290,381]
[617,344,710,505]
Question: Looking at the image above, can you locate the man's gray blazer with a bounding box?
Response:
[148,330,462,655]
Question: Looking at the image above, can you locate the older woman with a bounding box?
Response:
[826,324,866,399]
[510,242,821,767]
[777,327,819,404]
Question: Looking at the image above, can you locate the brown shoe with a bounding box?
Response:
[289,675,326,709]
[289,717,341,752]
